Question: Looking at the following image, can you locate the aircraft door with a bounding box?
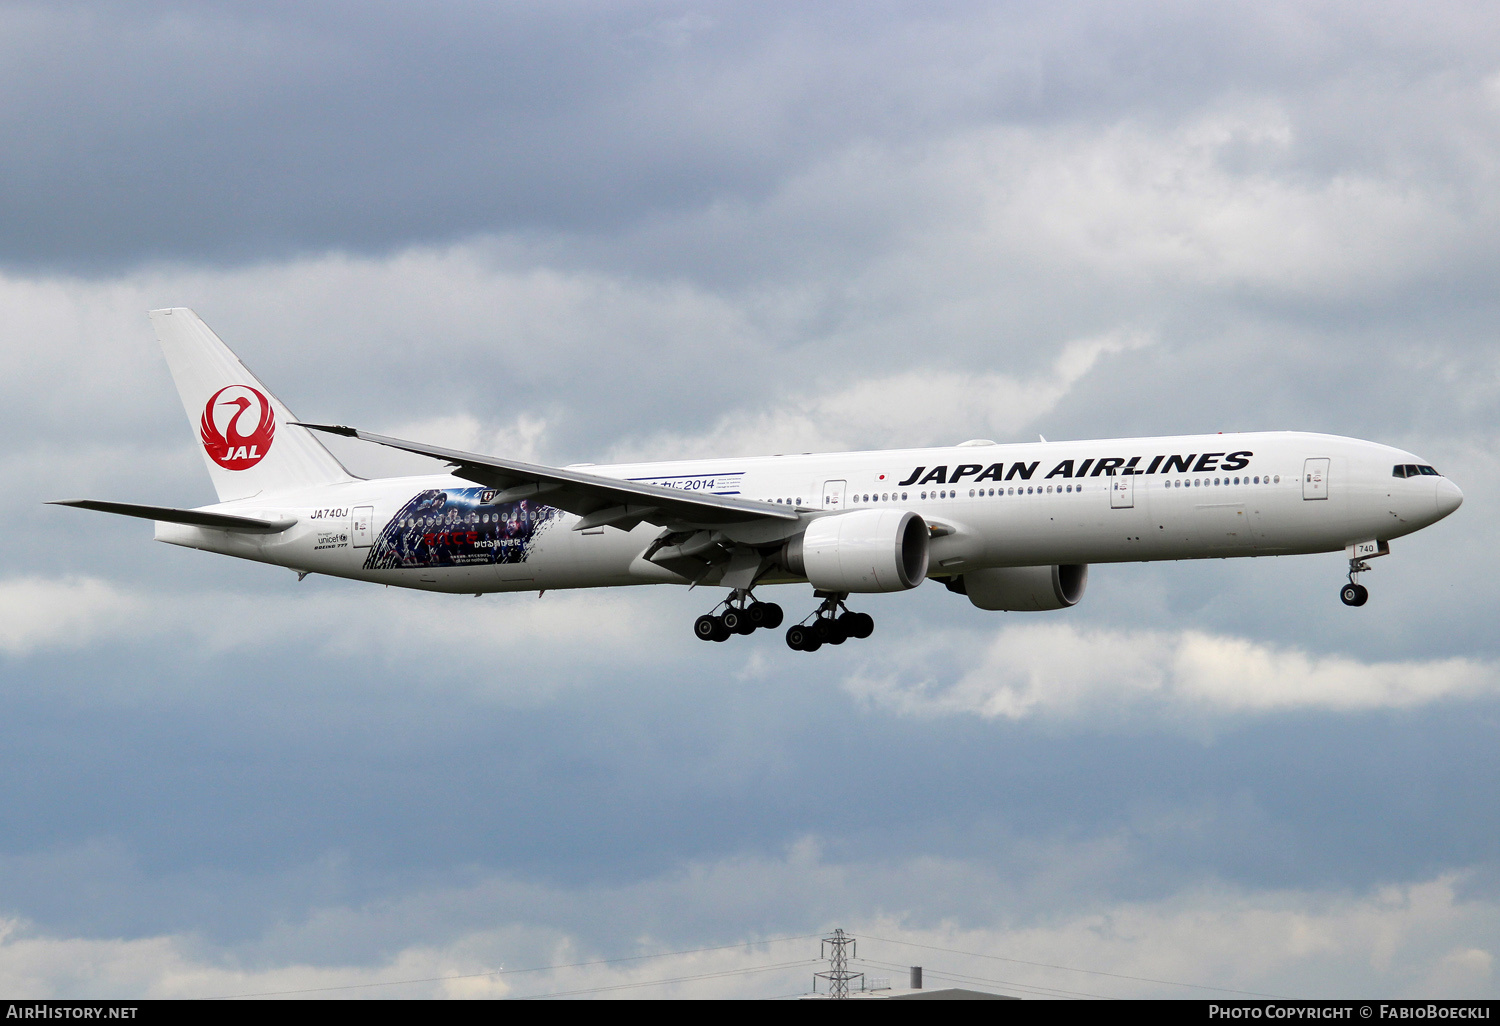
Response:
[821,480,846,510]
[1302,458,1329,500]
[1109,474,1134,509]
[351,505,375,548]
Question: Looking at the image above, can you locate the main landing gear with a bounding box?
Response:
[1340,556,1371,607]
[693,590,785,642]
[784,592,874,652]
[691,590,875,650]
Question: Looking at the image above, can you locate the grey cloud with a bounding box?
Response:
[3,0,1499,997]
[4,2,1499,273]
[1,608,1496,943]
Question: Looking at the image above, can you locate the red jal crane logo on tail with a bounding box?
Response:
[200,385,275,470]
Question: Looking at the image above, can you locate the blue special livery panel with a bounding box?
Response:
[363,488,562,571]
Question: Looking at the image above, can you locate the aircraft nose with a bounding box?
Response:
[1435,478,1463,519]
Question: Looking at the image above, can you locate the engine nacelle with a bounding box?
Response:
[947,564,1088,611]
[782,509,929,593]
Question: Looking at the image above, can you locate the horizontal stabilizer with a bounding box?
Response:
[49,499,297,534]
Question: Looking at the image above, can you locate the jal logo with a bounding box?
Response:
[200,385,275,470]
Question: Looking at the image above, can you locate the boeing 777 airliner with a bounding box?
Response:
[54,310,1463,651]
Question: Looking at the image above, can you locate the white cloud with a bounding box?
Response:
[5,572,1494,723]
[1,854,1495,999]
[0,248,773,460]
[0,919,515,1000]
[610,330,1150,461]
[0,572,686,702]
[0,87,1495,490]
[840,621,1497,724]
[0,577,143,657]
[955,110,1465,297]
[337,411,553,478]
[3,98,1488,456]
[848,872,1500,999]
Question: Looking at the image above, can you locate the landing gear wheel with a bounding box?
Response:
[694,614,720,641]
[711,617,731,641]
[838,612,874,639]
[825,618,848,645]
[748,601,783,630]
[786,624,820,651]
[1342,555,1376,608]
[722,608,755,635]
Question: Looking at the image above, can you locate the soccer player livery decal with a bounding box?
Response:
[362,489,561,571]
[54,310,1464,652]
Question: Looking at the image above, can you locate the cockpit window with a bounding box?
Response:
[1394,464,1441,478]
[1393,465,1407,478]
[1418,465,1439,476]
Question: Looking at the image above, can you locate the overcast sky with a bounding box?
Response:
[2,0,1499,999]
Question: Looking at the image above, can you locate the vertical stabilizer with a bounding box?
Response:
[150,308,356,502]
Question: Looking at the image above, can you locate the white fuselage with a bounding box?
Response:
[154,431,1463,594]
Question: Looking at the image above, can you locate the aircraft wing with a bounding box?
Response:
[50,499,297,533]
[295,423,799,531]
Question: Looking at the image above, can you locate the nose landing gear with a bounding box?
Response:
[692,590,784,642]
[785,592,875,652]
[1340,557,1371,607]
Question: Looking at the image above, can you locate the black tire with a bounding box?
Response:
[746,602,768,629]
[762,603,784,629]
[694,614,719,640]
[711,617,731,642]
[826,618,848,645]
[723,608,754,635]
[785,625,812,651]
[1352,583,1369,606]
[1340,584,1361,607]
[837,611,873,640]
[812,618,833,643]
